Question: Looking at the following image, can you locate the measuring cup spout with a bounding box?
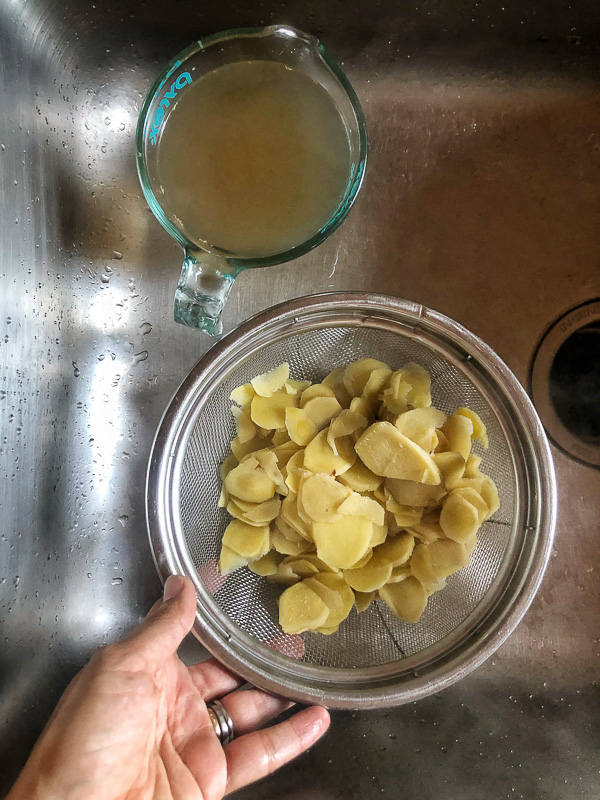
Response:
[173,251,238,334]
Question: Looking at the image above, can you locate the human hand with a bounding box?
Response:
[8,576,330,800]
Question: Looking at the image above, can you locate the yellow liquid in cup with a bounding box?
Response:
[156,60,352,259]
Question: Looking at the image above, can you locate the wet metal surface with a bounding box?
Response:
[1,1,599,797]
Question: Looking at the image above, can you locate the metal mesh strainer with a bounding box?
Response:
[147,293,556,708]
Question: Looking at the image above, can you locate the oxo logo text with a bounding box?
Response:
[148,70,192,145]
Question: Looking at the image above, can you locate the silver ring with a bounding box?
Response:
[206,699,234,746]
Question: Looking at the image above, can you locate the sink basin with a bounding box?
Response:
[1,1,599,797]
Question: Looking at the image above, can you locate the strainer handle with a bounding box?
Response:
[173,250,238,335]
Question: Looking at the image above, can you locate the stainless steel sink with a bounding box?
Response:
[1,1,599,797]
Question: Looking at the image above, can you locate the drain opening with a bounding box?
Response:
[531,299,600,467]
[548,322,600,446]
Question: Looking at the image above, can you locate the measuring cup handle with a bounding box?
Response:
[173,251,238,335]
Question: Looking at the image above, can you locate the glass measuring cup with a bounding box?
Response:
[135,25,368,335]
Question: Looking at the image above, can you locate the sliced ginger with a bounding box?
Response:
[218,358,500,633]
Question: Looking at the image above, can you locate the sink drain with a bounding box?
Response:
[530,299,600,467]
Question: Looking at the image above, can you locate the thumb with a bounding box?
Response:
[121,575,197,668]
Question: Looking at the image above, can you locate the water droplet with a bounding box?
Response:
[98,354,105,361]
[133,350,148,365]
[111,576,123,586]
[72,361,80,377]
[104,116,111,125]
[112,250,123,260]
[118,514,129,526]
[139,321,152,336]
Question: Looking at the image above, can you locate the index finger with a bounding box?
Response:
[224,705,330,795]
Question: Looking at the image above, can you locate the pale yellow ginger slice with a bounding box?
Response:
[315,625,340,635]
[253,449,287,496]
[280,495,312,540]
[271,429,291,447]
[386,565,411,584]
[303,429,355,475]
[374,532,415,567]
[243,496,282,524]
[327,409,368,456]
[230,434,267,462]
[382,371,412,415]
[220,454,238,481]
[305,573,354,627]
[250,390,297,430]
[344,554,393,592]
[251,362,289,397]
[387,502,423,529]
[267,562,301,585]
[337,492,385,527]
[445,480,488,513]
[350,549,373,569]
[271,440,301,468]
[298,472,350,523]
[248,551,283,576]
[337,457,383,492]
[226,498,275,527]
[370,522,388,547]
[230,406,256,444]
[349,396,375,424]
[224,457,276,503]
[410,539,470,586]
[441,413,473,461]
[285,406,318,446]
[362,367,393,407]
[270,527,312,556]
[299,383,335,406]
[230,382,256,408]
[386,477,446,508]
[354,590,376,612]
[355,422,441,484]
[432,451,465,485]
[219,545,247,575]
[274,515,306,543]
[379,576,428,622]
[344,358,391,398]
[433,430,450,453]
[278,582,329,634]
[407,516,445,544]
[401,363,432,408]
[464,454,483,478]
[322,366,353,408]
[479,475,500,517]
[312,516,373,570]
[283,450,305,493]
[394,407,447,452]
[302,396,342,431]
[455,407,489,449]
[295,553,339,574]
[222,519,270,560]
[439,489,481,543]
[280,556,321,580]
[285,378,311,396]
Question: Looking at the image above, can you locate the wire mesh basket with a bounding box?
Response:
[147,293,556,708]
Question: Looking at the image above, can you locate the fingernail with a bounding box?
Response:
[163,574,185,602]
